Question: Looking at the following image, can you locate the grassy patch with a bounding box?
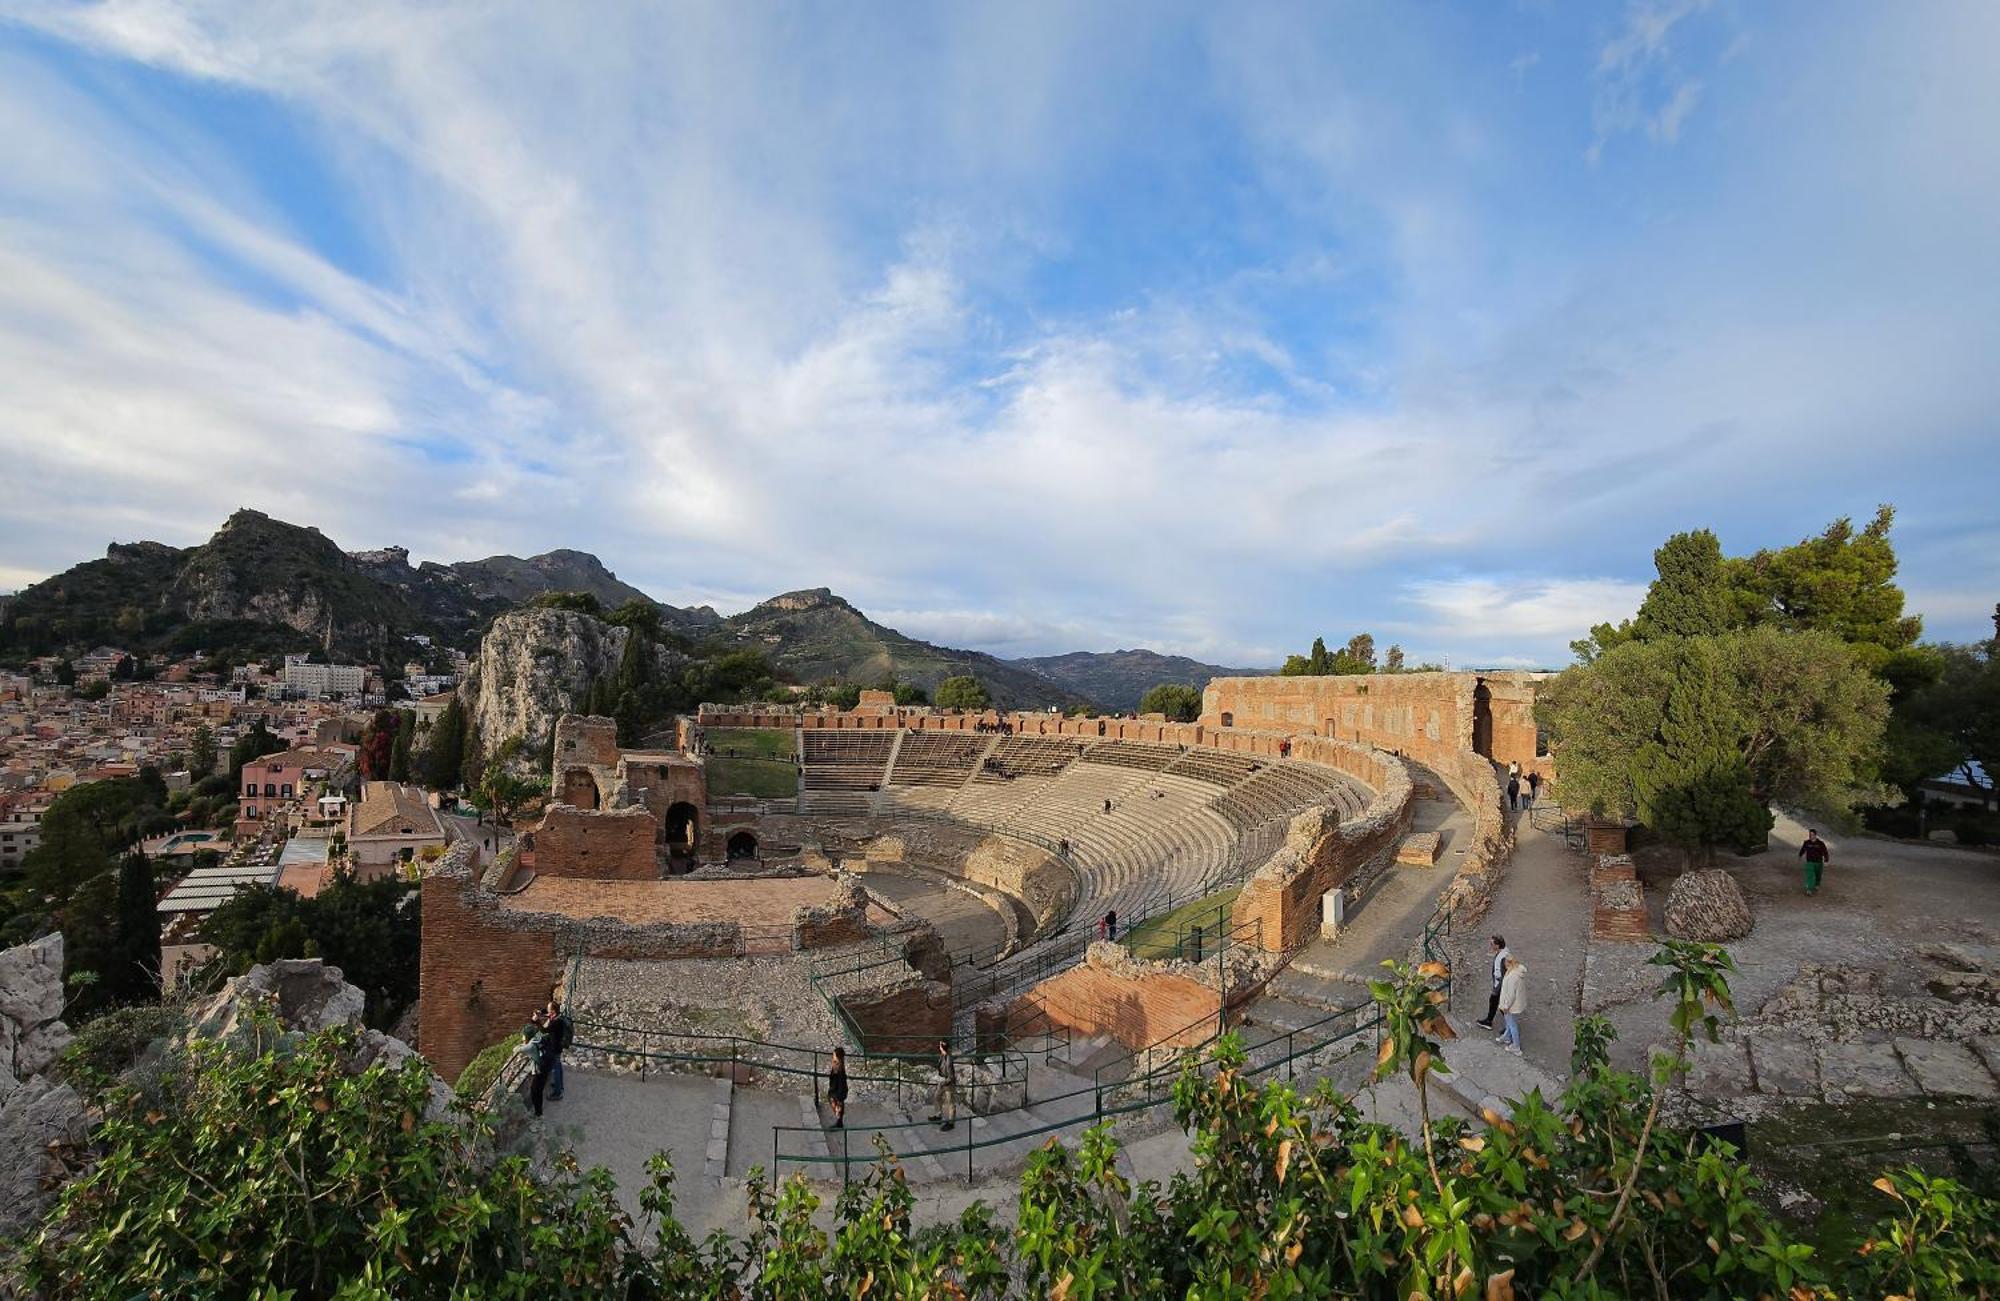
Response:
[1125,886,1243,960]
[705,728,794,760]
[706,756,799,800]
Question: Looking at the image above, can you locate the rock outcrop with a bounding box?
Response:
[190,958,455,1120]
[0,934,86,1238]
[1,932,72,1082]
[465,607,682,767]
[1664,868,1754,942]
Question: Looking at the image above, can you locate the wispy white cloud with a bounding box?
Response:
[0,0,1996,670]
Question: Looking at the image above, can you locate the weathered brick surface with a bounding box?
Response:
[420,846,562,1081]
[1396,832,1442,866]
[837,977,953,1054]
[1590,855,1650,942]
[1014,950,1221,1050]
[1198,671,1546,773]
[1231,743,1413,952]
[530,805,660,879]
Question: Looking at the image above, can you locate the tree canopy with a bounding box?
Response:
[1538,625,1892,836]
[934,675,991,710]
[200,875,421,1027]
[1279,632,1378,677]
[1138,682,1202,721]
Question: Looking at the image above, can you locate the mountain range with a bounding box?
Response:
[0,510,1258,708]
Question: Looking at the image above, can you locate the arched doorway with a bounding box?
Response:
[663,802,699,860]
[727,830,759,861]
[561,768,599,810]
[1471,681,1494,758]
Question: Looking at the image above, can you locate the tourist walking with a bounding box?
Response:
[1799,829,1832,895]
[528,1013,558,1116]
[1495,957,1527,1054]
[928,1040,958,1132]
[543,1000,572,1101]
[1104,909,1118,942]
[1506,774,1521,811]
[1475,935,1510,1030]
[1526,770,1541,808]
[826,1046,848,1129]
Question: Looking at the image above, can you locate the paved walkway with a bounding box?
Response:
[1286,795,1471,986]
[1453,811,1590,1077]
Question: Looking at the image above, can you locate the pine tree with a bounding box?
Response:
[389,711,415,784]
[188,724,217,779]
[1308,637,1332,675]
[1630,640,1772,864]
[1635,530,1734,640]
[112,851,161,1004]
[425,697,467,791]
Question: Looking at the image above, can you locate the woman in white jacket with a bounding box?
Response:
[1496,957,1527,1054]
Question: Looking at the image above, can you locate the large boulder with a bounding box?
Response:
[188,959,453,1118]
[188,957,368,1044]
[0,933,73,1081]
[1664,868,1754,942]
[0,1073,89,1238]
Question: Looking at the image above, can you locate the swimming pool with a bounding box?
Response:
[157,831,220,852]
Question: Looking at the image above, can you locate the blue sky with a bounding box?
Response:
[0,2,1995,668]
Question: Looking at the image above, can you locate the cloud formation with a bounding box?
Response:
[0,1,1996,668]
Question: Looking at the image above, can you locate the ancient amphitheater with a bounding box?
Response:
[420,671,1543,1214]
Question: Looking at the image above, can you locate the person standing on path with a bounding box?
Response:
[528,1013,557,1117]
[1526,770,1541,808]
[1506,774,1521,811]
[1799,830,1831,895]
[1495,957,1528,1054]
[928,1040,958,1132]
[1476,935,1511,1030]
[826,1046,848,1129]
[542,1000,572,1101]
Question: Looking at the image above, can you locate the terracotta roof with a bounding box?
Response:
[349,781,442,838]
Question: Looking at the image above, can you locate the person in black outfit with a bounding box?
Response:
[1475,935,1510,1030]
[1104,909,1117,942]
[543,1000,572,1101]
[528,1013,558,1117]
[827,1046,848,1129]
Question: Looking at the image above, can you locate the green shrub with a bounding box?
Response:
[60,1003,185,1085]
[454,1035,519,1102]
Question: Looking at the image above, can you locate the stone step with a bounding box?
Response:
[1429,1030,1567,1121]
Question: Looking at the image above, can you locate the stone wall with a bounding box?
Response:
[1426,749,1515,926]
[419,845,564,1081]
[1198,671,1546,772]
[530,804,660,880]
[792,874,872,949]
[836,975,953,1054]
[1014,942,1221,1050]
[961,835,1077,934]
[1230,743,1414,952]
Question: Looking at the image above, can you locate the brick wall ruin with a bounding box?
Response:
[419,844,564,1081]
[1230,743,1414,952]
[836,976,953,1054]
[1198,671,1546,772]
[530,805,661,880]
[1013,943,1221,1050]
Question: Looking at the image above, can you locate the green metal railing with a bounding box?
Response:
[567,1017,1031,1118]
[767,995,1387,1184]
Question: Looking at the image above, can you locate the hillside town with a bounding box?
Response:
[0,646,471,959]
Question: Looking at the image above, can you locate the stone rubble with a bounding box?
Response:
[1663,868,1753,942]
